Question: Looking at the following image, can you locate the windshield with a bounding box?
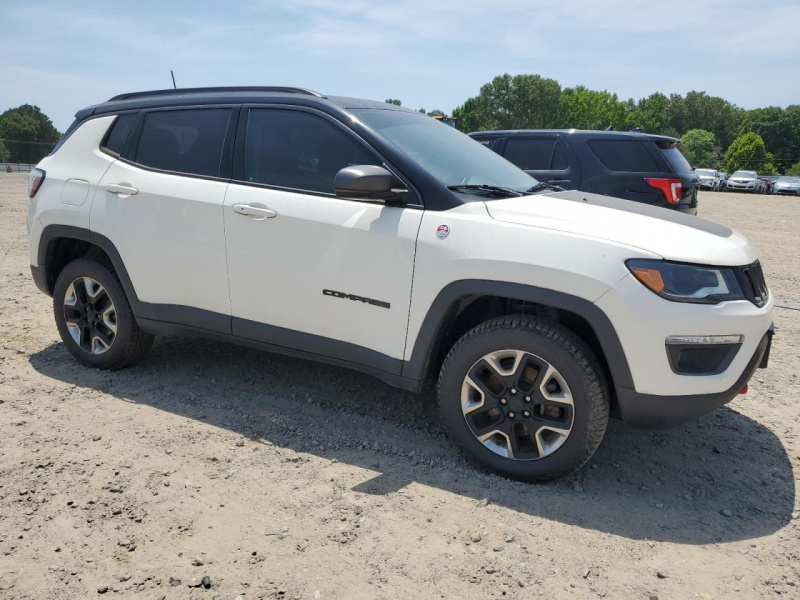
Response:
[778,176,800,183]
[694,169,715,176]
[732,171,756,179]
[352,109,537,195]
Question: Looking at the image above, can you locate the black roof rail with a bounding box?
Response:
[107,86,325,102]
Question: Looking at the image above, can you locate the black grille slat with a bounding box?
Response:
[737,261,768,307]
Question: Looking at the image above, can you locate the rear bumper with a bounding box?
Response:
[617,327,773,429]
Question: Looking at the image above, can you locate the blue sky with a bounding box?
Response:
[2,0,799,132]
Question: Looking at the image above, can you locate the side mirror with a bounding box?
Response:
[334,165,406,202]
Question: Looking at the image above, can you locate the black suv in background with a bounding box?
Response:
[469,130,700,214]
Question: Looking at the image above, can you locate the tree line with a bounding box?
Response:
[0,105,61,164]
[448,74,800,175]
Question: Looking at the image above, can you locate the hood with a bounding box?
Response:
[484,190,758,266]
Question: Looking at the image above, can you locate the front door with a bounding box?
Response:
[223,108,423,373]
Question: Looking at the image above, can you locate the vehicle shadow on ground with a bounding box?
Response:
[29,336,795,545]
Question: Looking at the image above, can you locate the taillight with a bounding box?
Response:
[645,177,682,205]
[29,168,46,198]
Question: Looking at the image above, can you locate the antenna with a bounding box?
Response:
[170,70,177,89]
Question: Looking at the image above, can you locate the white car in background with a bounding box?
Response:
[726,170,760,193]
[694,168,721,191]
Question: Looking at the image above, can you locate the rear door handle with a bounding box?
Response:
[232,203,277,219]
[548,179,571,185]
[106,183,138,196]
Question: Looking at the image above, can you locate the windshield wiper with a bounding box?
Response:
[526,182,565,194]
[447,184,524,198]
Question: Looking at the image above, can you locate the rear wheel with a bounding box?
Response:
[53,258,153,370]
[437,316,609,481]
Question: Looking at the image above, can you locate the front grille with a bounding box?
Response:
[737,261,768,307]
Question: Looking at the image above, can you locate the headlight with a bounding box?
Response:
[626,259,745,304]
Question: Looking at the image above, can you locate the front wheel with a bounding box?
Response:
[53,258,153,370]
[437,316,609,481]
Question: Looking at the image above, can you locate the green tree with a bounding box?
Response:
[740,106,800,172]
[786,161,800,176]
[561,86,626,130]
[0,105,61,163]
[427,109,446,117]
[453,73,563,132]
[724,132,777,175]
[625,92,668,133]
[679,129,719,168]
[664,91,742,148]
[452,97,482,133]
[0,139,9,163]
[384,99,402,106]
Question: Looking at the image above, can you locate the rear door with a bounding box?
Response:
[500,135,580,189]
[92,107,237,331]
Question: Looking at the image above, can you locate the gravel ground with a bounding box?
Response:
[1,174,798,599]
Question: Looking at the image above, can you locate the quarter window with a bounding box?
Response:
[243,109,379,194]
[588,139,659,172]
[103,113,137,155]
[134,109,233,177]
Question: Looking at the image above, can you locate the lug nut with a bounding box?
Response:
[508,412,515,418]
[500,398,507,405]
[525,396,531,402]
[523,411,530,417]
[510,388,517,394]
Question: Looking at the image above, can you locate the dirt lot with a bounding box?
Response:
[1,174,798,599]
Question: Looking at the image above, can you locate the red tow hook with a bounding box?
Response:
[739,384,748,395]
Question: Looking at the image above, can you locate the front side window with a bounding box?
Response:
[243,109,379,194]
[134,109,233,177]
[503,138,556,171]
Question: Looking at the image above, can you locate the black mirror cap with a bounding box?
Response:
[334,165,406,202]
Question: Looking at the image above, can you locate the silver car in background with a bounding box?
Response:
[773,176,800,196]
[694,168,721,191]
[726,170,759,193]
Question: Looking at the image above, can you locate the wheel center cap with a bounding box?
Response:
[508,396,525,413]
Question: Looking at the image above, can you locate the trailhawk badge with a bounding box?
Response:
[436,224,450,239]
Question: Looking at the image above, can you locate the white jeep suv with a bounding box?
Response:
[27,87,774,480]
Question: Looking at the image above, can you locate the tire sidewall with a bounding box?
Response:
[439,322,605,480]
[53,259,136,369]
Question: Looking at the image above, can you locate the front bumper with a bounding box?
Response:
[774,188,800,196]
[616,327,772,429]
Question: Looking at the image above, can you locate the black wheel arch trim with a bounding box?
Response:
[402,280,635,393]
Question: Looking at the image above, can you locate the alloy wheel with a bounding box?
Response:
[461,349,574,460]
[63,277,117,354]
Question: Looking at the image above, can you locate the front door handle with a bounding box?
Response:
[548,179,571,185]
[106,183,138,196]
[232,203,277,219]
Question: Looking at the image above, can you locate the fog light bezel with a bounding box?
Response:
[665,335,743,375]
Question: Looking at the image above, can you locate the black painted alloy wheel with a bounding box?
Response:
[53,258,153,370]
[438,315,609,481]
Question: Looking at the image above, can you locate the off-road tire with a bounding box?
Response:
[437,315,609,481]
[53,258,153,369]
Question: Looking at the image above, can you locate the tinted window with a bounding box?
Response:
[103,114,137,155]
[134,109,232,177]
[661,146,692,173]
[244,109,379,194]
[503,138,555,170]
[588,140,658,172]
[551,141,569,170]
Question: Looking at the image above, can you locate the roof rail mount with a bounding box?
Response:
[108,86,325,102]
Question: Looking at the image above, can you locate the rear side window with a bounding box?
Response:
[243,109,379,194]
[134,109,233,177]
[102,114,137,155]
[503,138,556,170]
[660,145,692,173]
[588,139,659,172]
